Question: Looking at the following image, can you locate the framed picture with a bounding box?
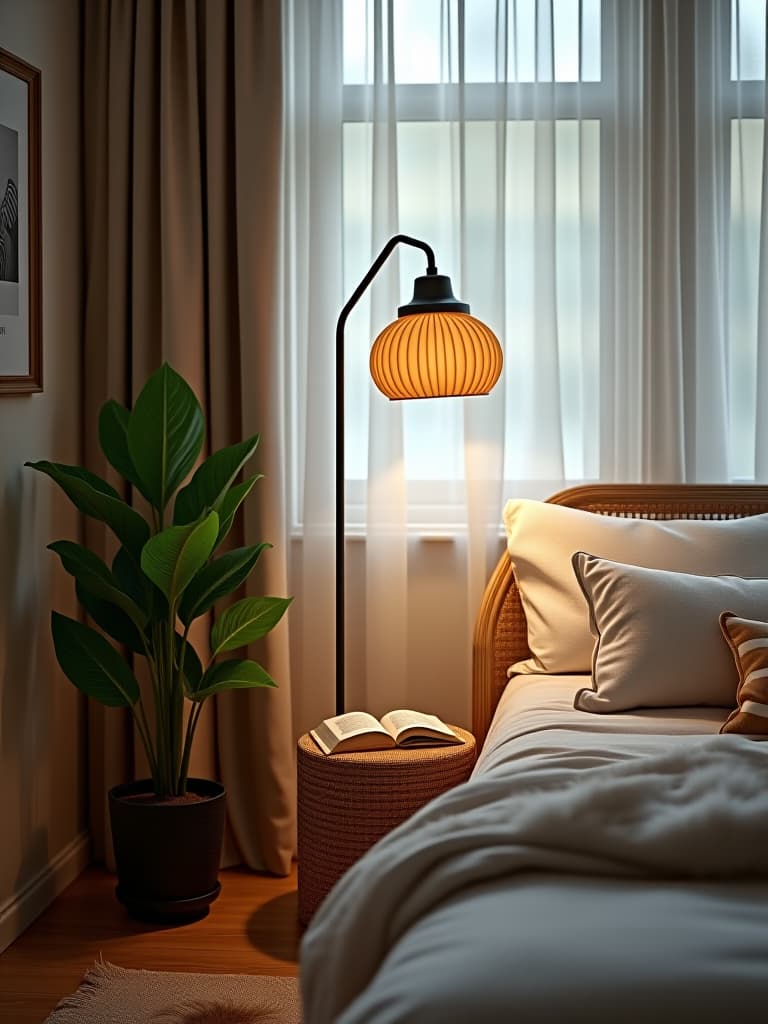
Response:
[0,47,41,394]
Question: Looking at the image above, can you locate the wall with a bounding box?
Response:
[0,0,87,951]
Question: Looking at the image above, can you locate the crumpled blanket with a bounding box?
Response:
[300,736,768,1023]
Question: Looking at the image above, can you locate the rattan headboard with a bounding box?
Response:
[471,483,768,748]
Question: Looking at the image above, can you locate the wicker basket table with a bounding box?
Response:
[297,726,476,926]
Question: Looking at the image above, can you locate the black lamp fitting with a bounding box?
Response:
[398,274,470,317]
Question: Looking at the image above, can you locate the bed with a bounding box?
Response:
[301,484,768,1024]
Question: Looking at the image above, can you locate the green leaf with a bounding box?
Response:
[25,461,149,558]
[175,634,203,696]
[48,540,147,629]
[49,539,112,585]
[98,400,143,491]
[51,611,141,707]
[174,435,260,526]
[112,546,148,608]
[75,581,145,652]
[214,474,261,549]
[112,546,164,622]
[140,512,219,606]
[210,595,292,656]
[177,543,270,627]
[26,460,122,500]
[127,363,205,512]
[190,658,277,701]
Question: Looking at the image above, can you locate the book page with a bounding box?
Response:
[380,709,458,740]
[327,711,387,738]
[310,711,394,755]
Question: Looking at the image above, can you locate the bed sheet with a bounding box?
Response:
[474,673,728,776]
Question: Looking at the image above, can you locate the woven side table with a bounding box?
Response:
[297,726,476,926]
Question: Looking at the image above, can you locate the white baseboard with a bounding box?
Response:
[0,831,91,953]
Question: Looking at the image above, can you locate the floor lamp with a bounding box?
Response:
[335,233,503,716]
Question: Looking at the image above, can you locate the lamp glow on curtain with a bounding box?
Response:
[284,0,768,734]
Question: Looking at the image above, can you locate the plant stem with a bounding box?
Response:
[151,618,170,797]
[175,627,191,791]
[132,700,158,781]
[165,617,178,796]
[138,632,161,787]
[178,699,204,796]
[166,608,184,795]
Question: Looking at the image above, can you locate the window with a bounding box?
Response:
[325,0,768,532]
[342,0,604,502]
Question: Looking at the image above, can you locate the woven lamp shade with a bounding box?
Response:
[369,311,503,400]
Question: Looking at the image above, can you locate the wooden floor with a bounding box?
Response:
[0,864,301,1023]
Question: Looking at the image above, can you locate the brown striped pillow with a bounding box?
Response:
[720,613,768,736]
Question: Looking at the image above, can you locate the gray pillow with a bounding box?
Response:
[572,551,768,713]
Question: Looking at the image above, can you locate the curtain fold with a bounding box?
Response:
[283,0,343,738]
[82,0,294,874]
[690,0,731,480]
[642,0,686,480]
[362,0,409,713]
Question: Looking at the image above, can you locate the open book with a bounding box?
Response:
[310,709,462,755]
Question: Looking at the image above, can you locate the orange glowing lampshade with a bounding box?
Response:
[370,310,503,399]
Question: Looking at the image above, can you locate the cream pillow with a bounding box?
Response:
[572,552,768,713]
[719,613,768,736]
[503,499,768,674]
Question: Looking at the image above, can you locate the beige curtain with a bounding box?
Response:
[81,0,294,875]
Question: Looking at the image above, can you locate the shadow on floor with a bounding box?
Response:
[246,890,301,962]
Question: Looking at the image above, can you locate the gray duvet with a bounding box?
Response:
[300,735,768,1023]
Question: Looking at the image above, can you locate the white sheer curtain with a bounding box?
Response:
[284,0,768,736]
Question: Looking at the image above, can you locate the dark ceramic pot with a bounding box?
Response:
[108,777,226,922]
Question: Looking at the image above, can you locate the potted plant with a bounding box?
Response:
[26,363,291,920]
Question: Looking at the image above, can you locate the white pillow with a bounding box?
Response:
[503,499,768,675]
[572,552,768,713]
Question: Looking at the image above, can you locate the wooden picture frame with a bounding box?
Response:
[0,47,41,394]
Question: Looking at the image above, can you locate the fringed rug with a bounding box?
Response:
[44,961,302,1024]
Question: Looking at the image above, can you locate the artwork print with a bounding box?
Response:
[0,47,41,394]
[0,122,19,314]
